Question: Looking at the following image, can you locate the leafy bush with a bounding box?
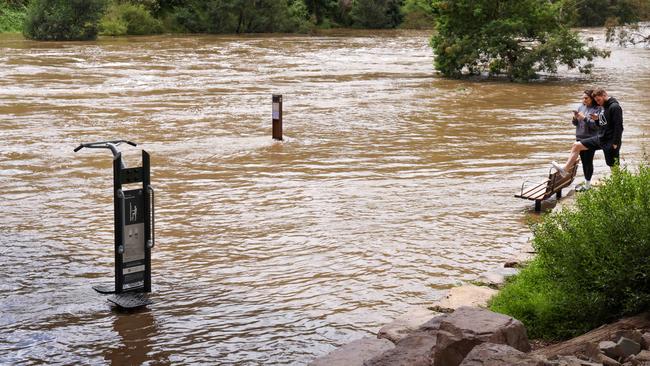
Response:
[575,0,649,27]
[430,0,609,81]
[400,0,434,29]
[0,2,28,33]
[171,0,310,34]
[100,2,163,36]
[350,0,402,29]
[490,164,650,339]
[24,0,106,41]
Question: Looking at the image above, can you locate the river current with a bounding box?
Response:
[0,29,649,365]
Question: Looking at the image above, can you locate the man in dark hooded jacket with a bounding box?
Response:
[552,87,624,178]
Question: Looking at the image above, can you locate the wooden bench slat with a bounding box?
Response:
[516,163,579,209]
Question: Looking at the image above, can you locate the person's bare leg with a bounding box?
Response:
[564,142,587,170]
[552,142,588,176]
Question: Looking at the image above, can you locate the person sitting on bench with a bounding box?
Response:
[551,87,624,178]
[571,89,602,191]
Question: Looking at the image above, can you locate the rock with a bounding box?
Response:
[601,341,619,358]
[534,312,650,359]
[599,354,623,366]
[459,342,550,366]
[428,285,498,313]
[583,342,602,361]
[613,337,642,359]
[641,333,650,350]
[504,261,522,268]
[475,267,520,289]
[549,355,602,366]
[366,314,449,365]
[635,350,650,361]
[308,337,394,366]
[363,331,437,366]
[433,306,531,366]
[377,307,442,344]
[615,330,645,346]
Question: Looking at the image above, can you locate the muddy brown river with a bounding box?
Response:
[1,29,649,365]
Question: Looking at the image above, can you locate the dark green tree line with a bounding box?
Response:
[24,0,106,40]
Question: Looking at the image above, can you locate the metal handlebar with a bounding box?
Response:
[74,140,137,156]
[74,140,137,169]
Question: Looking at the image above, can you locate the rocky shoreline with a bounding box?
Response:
[309,187,650,366]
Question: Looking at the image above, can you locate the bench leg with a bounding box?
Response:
[534,200,541,212]
[556,190,562,200]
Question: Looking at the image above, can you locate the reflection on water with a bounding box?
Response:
[0,29,649,364]
[105,310,169,365]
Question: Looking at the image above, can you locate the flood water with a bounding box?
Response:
[1,29,649,365]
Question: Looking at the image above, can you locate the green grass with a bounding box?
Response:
[490,163,650,340]
[0,3,27,33]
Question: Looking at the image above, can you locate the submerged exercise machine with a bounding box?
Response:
[74,140,155,309]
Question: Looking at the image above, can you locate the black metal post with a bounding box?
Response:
[272,94,283,141]
[114,153,124,293]
[142,150,152,293]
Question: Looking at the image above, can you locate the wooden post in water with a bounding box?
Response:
[272,94,283,141]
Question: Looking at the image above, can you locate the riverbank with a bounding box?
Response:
[310,177,650,365]
[311,162,650,365]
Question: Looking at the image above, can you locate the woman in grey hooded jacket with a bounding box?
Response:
[572,89,601,190]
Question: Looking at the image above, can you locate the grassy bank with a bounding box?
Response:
[490,163,650,340]
[0,3,27,33]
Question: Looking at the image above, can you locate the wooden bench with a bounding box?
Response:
[515,162,579,212]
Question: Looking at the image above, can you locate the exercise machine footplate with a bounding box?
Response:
[107,292,152,310]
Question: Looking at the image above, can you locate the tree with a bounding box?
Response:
[304,0,336,25]
[24,0,106,40]
[430,0,609,81]
[606,19,650,47]
[401,0,434,29]
[172,0,309,34]
[350,0,403,29]
[603,0,650,47]
[572,0,642,26]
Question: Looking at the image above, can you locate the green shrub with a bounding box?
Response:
[171,0,309,34]
[400,0,434,29]
[350,0,402,29]
[0,2,28,33]
[430,0,609,81]
[24,0,106,41]
[490,164,650,339]
[100,2,162,36]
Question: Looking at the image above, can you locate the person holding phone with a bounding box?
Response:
[571,89,602,191]
[552,87,624,180]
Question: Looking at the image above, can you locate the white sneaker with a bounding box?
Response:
[551,161,567,177]
[575,184,590,192]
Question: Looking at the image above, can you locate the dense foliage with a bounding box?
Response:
[100,2,162,36]
[573,0,650,27]
[490,164,650,339]
[169,0,311,34]
[400,0,433,29]
[7,0,441,39]
[350,0,402,29]
[23,0,106,40]
[0,1,28,33]
[430,0,610,80]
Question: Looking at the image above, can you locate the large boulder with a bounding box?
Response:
[378,307,442,344]
[363,331,438,366]
[364,315,448,366]
[459,343,551,366]
[433,306,531,366]
[309,337,394,366]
